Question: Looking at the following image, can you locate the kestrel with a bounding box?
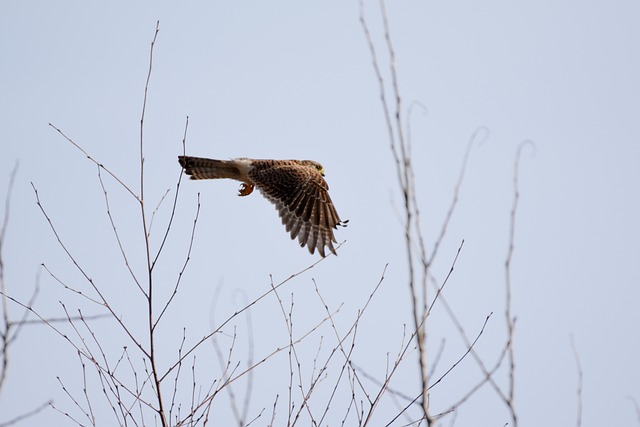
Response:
[178,156,347,257]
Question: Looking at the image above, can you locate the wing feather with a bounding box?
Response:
[249,161,345,256]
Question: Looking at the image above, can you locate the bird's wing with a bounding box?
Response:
[249,162,344,257]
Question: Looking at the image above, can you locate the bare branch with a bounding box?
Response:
[133,20,168,427]
[427,127,489,266]
[0,163,19,394]
[150,115,189,270]
[48,123,140,202]
[159,252,335,383]
[503,140,534,426]
[570,335,583,427]
[154,192,200,329]
[147,188,171,239]
[426,240,464,317]
[0,401,51,427]
[31,183,148,357]
[428,313,492,391]
[179,307,335,425]
[97,167,146,296]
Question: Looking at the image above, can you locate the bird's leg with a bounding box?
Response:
[238,182,254,196]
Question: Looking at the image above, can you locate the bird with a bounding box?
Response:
[178,156,347,257]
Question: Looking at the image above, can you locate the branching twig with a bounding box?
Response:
[48,124,140,202]
[0,162,53,427]
[387,313,491,425]
[150,115,189,271]
[0,401,52,427]
[180,306,335,426]
[31,183,148,357]
[0,163,19,394]
[160,252,335,383]
[140,20,168,427]
[503,140,534,426]
[154,192,200,330]
[97,167,146,296]
[427,127,489,267]
[360,1,433,422]
[314,265,388,426]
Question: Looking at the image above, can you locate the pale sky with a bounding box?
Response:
[1,1,639,426]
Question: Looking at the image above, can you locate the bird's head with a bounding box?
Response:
[303,160,325,176]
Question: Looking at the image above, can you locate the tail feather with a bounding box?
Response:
[178,156,242,180]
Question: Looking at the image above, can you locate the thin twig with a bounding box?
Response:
[48,124,140,202]
[428,314,492,391]
[387,313,491,426]
[426,240,464,317]
[315,264,388,426]
[12,313,109,325]
[97,167,145,296]
[570,335,583,427]
[159,252,335,383]
[148,188,171,239]
[0,163,19,394]
[136,21,167,427]
[180,308,334,425]
[150,115,189,270]
[0,401,52,427]
[154,193,200,329]
[504,140,534,427]
[31,183,148,357]
[360,1,433,422]
[427,126,489,267]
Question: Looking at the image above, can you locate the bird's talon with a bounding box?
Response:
[238,183,254,196]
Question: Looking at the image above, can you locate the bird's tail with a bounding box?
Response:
[178,156,243,181]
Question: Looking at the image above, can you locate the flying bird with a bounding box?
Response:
[178,156,347,257]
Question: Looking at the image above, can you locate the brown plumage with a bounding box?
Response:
[178,156,347,257]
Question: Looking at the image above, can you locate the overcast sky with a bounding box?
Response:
[1,1,639,426]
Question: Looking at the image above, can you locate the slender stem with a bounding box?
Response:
[138,21,167,427]
[0,163,18,395]
[504,140,533,426]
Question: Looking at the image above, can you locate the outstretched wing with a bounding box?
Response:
[249,161,345,257]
